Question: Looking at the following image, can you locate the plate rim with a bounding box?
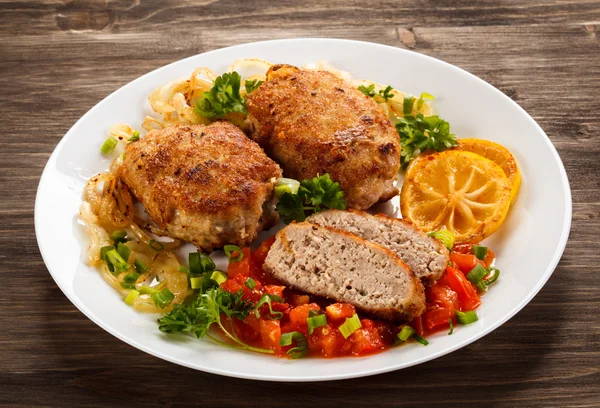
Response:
[34,38,572,382]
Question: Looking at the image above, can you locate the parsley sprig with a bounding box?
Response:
[245,79,263,94]
[358,84,395,101]
[396,113,457,170]
[158,287,274,354]
[194,72,247,118]
[276,174,347,223]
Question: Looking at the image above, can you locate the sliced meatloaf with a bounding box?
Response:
[307,210,449,285]
[263,222,425,322]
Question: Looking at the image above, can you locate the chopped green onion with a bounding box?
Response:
[100,136,118,154]
[106,249,129,273]
[448,319,454,335]
[274,178,301,198]
[245,277,256,289]
[403,96,415,116]
[151,288,174,309]
[397,326,429,345]
[109,230,128,244]
[398,326,415,342]
[210,271,227,285]
[483,267,500,286]
[189,252,202,275]
[254,294,284,320]
[475,281,487,292]
[413,334,429,346]
[200,254,216,272]
[178,265,190,274]
[416,92,435,110]
[427,229,455,250]
[116,242,131,263]
[456,310,478,325]
[420,92,435,101]
[467,264,488,284]
[339,314,362,339]
[307,314,327,335]
[124,290,139,305]
[189,276,206,290]
[128,131,140,142]
[279,331,309,359]
[138,283,164,295]
[309,309,318,318]
[473,245,488,260]
[149,240,164,251]
[134,259,147,274]
[100,245,113,261]
[120,272,139,289]
[123,272,140,283]
[224,245,243,262]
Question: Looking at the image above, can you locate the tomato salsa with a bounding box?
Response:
[219,238,497,358]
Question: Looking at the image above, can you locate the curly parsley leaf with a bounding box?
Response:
[276,174,347,224]
[358,84,395,101]
[194,71,247,118]
[245,79,263,94]
[157,287,273,353]
[275,192,306,223]
[396,113,457,170]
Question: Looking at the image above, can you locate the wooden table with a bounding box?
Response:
[1,1,599,406]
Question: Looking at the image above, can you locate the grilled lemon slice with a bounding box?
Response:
[400,150,512,243]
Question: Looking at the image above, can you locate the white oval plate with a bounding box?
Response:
[35,39,571,382]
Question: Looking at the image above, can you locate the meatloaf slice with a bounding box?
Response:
[263,222,425,322]
[307,210,449,285]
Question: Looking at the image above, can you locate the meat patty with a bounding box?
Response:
[120,122,282,251]
[307,210,449,285]
[263,222,425,322]
[246,64,400,210]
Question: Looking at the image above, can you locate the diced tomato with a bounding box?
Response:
[372,320,396,345]
[253,236,276,265]
[232,315,260,341]
[452,243,473,254]
[450,252,481,274]
[423,284,459,332]
[288,303,321,333]
[221,273,263,302]
[350,319,385,355]
[411,315,425,337]
[483,248,496,268]
[264,285,285,298]
[308,324,349,357]
[440,266,481,311]
[325,303,356,322]
[452,244,496,269]
[289,293,310,306]
[259,319,281,352]
[227,247,251,278]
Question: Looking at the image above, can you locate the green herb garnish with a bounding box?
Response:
[245,79,263,94]
[195,72,247,118]
[358,84,394,101]
[396,113,457,170]
[158,288,274,354]
[276,174,346,223]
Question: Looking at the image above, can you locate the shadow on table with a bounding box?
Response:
[36,274,566,408]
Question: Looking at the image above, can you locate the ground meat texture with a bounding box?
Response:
[246,64,401,210]
[263,222,425,322]
[307,210,449,285]
[120,122,282,252]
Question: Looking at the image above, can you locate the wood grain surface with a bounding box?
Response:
[1,1,599,407]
